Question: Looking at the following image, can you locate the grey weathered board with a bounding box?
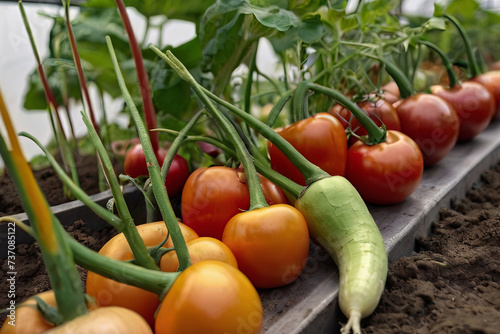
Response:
[262,119,500,333]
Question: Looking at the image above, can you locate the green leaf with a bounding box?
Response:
[199,0,301,92]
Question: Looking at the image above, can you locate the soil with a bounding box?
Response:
[362,164,500,334]
[1,161,499,332]
[0,154,123,216]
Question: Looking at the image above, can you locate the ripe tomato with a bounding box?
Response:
[431,82,495,141]
[85,221,198,327]
[123,143,190,196]
[267,112,347,186]
[330,98,401,146]
[0,291,56,334]
[160,237,238,272]
[471,71,500,119]
[222,204,310,288]
[44,307,153,334]
[345,130,424,204]
[394,93,460,167]
[0,291,152,334]
[180,166,288,240]
[155,261,263,334]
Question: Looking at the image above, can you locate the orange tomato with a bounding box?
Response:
[0,291,56,334]
[160,237,238,272]
[0,291,101,334]
[85,221,198,327]
[155,261,263,334]
[181,166,288,240]
[222,204,310,288]
[45,307,152,333]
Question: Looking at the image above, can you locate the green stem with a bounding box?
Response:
[19,131,124,230]
[151,46,268,210]
[107,37,191,271]
[366,54,416,98]
[444,13,482,78]
[265,93,292,127]
[81,111,158,270]
[198,85,329,185]
[0,91,87,323]
[172,134,303,198]
[309,53,359,84]
[65,225,178,298]
[159,111,204,186]
[299,81,387,145]
[419,39,458,88]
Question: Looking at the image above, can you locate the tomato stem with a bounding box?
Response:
[197,86,330,185]
[443,13,482,78]
[107,37,192,271]
[151,45,269,210]
[366,54,416,98]
[81,110,159,270]
[159,110,203,185]
[176,134,304,198]
[418,39,458,88]
[115,0,159,152]
[297,81,387,145]
[19,131,123,230]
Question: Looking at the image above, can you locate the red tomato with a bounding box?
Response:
[267,112,347,186]
[85,221,198,327]
[123,143,190,196]
[160,237,238,272]
[180,166,288,240]
[345,130,424,204]
[330,98,402,146]
[393,93,460,167]
[155,261,263,334]
[222,204,310,288]
[471,71,500,120]
[431,82,495,141]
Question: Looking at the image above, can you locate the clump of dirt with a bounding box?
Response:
[0,154,123,216]
[362,164,500,334]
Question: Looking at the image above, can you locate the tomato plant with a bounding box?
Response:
[222,204,310,288]
[345,130,424,204]
[124,143,190,196]
[267,112,348,186]
[160,237,238,272]
[85,221,198,327]
[180,166,288,240]
[155,261,263,334]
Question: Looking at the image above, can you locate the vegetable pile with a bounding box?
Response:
[1,0,500,333]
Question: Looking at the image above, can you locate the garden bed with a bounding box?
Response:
[1,119,500,332]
